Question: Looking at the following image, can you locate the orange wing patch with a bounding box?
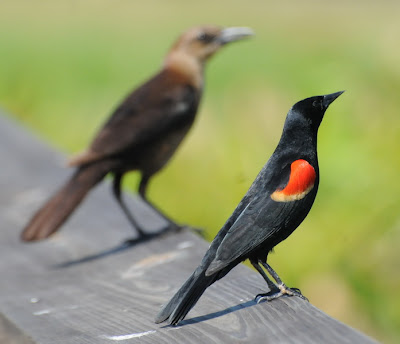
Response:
[271,159,316,202]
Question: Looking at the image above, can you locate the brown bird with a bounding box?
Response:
[21,25,254,242]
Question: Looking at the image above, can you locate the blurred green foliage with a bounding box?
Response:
[1,1,399,342]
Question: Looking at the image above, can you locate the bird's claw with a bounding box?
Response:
[165,223,183,234]
[123,224,203,246]
[255,285,308,303]
[167,224,204,237]
[123,233,155,246]
[187,226,204,237]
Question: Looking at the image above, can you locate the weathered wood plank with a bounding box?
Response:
[0,113,377,343]
[0,313,35,344]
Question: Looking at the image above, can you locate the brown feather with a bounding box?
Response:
[21,162,113,241]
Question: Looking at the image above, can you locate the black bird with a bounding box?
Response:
[21,25,253,242]
[155,91,344,325]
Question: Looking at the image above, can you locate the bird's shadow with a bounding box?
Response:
[53,229,170,269]
[162,299,258,328]
[52,225,203,269]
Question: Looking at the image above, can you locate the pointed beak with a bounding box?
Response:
[322,91,344,109]
[218,27,254,45]
[323,91,345,108]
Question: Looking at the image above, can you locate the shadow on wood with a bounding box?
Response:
[53,227,185,269]
[172,299,257,327]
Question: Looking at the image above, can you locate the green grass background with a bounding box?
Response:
[1,1,399,342]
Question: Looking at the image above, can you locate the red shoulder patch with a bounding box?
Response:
[271,159,316,202]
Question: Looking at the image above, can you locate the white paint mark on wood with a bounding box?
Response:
[33,305,78,316]
[177,241,194,249]
[33,309,51,316]
[102,330,156,341]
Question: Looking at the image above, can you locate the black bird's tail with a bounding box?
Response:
[155,266,215,325]
[21,162,111,242]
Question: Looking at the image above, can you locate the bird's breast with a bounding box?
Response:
[271,159,316,202]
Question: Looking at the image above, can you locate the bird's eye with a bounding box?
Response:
[197,33,214,43]
[312,100,322,109]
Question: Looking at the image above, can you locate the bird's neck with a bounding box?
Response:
[277,115,318,159]
[163,51,204,89]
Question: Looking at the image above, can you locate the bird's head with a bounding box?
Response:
[289,91,344,130]
[165,26,253,66]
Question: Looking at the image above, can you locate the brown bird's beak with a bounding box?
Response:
[218,27,254,45]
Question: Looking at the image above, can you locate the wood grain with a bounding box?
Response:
[0,113,377,343]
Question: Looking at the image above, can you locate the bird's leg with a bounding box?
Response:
[251,259,279,293]
[138,175,182,233]
[112,173,147,238]
[255,261,308,303]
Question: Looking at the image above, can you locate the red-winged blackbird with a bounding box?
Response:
[155,91,344,326]
[21,26,253,242]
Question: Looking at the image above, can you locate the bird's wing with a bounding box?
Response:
[69,70,199,166]
[206,158,317,275]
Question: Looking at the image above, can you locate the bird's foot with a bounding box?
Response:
[255,284,308,303]
[162,223,204,237]
[123,225,177,245]
[160,222,184,235]
[123,232,156,246]
[184,225,204,237]
[122,224,204,246]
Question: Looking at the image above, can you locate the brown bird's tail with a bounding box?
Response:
[21,162,111,242]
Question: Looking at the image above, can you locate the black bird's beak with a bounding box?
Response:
[218,27,254,45]
[323,91,345,108]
